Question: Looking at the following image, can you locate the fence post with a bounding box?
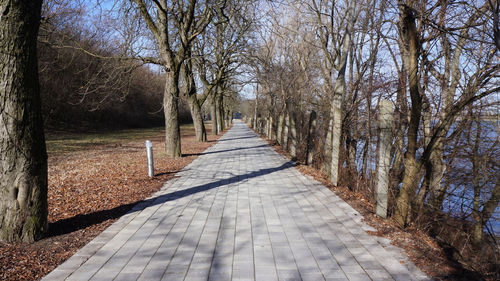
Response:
[375,100,393,218]
[145,140,154,178]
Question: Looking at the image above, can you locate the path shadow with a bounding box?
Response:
[154,170,185,177]
[48,160,295,237]
[216,136,256,142]
[182,144,268,157]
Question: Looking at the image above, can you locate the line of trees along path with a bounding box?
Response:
[245,0,498,277]
[1,1,499,277]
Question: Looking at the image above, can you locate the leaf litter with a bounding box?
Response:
[0,126,225,281]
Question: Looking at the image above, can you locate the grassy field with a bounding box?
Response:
[45,123,206,155]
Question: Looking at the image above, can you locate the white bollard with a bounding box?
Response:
[145,140,154,177]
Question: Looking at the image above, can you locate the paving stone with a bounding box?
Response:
[43,121,427,281]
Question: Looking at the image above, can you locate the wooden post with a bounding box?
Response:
[375,100,393,218]
[306,111,317,166]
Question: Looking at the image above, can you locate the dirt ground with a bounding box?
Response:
[0,125,225,281]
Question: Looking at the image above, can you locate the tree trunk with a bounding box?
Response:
[393,1,422,227]
[187,95,207,142]
[306,111,317,166]
[283,111,290,150]
[216,91,224,132]
[471,120,483,244]
[164,71,181,158]
[277,112,284,145]
[228,110,232,126]
[183,58,206,142]
[253,97,258,130]
[474,177,500,245]
[211,94,218,135]
[268,116,274,140]
[324,118,333,175]
[0,0,48,242]
[329,0,355,186]
[290,112,297,158]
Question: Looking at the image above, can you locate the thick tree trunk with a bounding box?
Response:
[164,71,181,158]
[0,0,48,242]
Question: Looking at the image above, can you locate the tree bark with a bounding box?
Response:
[268,116,274,140]
[283,111,290,150]
[211,93,218,135]
[182,56,207,142]
[474,177,500,244]
[0,0,48,242]
[329,0,356,186]
[163,70,181,158]
[290,112,297,158]
[394,1,422,227]
[187,95,207,142]
[277,112,284,145]
[306,111,317,166]
[324,118,333,175]
[216,90,224,132]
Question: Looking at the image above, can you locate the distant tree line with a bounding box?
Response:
[38,2,168,130]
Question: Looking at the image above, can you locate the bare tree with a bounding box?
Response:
[309,0,359,186]
[130,0,212,157]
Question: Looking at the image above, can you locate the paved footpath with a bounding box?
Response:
[44,121,429,281]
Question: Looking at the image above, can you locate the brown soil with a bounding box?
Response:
[0,126,226,281]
